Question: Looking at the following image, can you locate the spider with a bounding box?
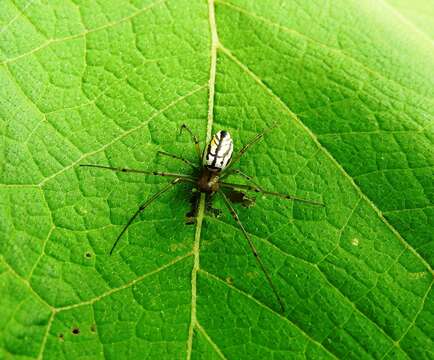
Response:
[80,124,323,312]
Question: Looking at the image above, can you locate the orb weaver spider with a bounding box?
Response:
[81,124,323,312]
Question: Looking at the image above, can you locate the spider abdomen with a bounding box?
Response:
[205,130,233,171]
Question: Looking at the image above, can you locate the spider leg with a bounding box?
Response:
[222,123,278,174]
[110,178,181,255]
[80,164,195,181]
[180,124,202,164]
[226,189,256,208]
[221,182,324,206]
[219,190,285,313]
[220,168,262,186]
[157,150,198,170]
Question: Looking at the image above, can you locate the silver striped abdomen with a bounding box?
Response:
[205,130,233,171]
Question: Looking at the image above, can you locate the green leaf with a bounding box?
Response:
[0,0,432,359]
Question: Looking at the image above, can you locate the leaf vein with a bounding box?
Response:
[0,0,36,36]
[37,84,206,186]
[218,44,433,275]
[217,0,434,103]
[56,252,192,312]
[379,0,434,46]
[196,321,228,360]
[0,255,54,310]
[199,269,340,360]
[207,202,406,349]
[0,0,166,66]
[36,310,55,360]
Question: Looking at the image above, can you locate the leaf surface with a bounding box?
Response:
[0,0,432,359]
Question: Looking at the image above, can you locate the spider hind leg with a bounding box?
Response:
[185,191,200,225]
[227,189,256,208]
[206,195,222,218]
[185,192,221,224]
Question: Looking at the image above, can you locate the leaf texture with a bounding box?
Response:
[0,0,432,359]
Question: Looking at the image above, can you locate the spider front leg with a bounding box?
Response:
[109,178,182,255]
[219,170,257,207]
[219,190,285,313]
[157,150,198,170]
[221,181,324,206]
[180,124,202,164]
[222,123,278,173]
[221,169,262,189]
[80,164,195,182]
[220,169,263,207]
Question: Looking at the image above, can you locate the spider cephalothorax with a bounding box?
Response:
[197,167,220,194]
[81,124,323,312]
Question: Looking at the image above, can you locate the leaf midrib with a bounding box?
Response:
[185,0,219,358]
[187,1,341,359]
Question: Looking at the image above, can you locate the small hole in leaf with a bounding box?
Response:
[58,333,64,341]
[85,252,92,258]
[72,327,80,335]
[90,324,96,333]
